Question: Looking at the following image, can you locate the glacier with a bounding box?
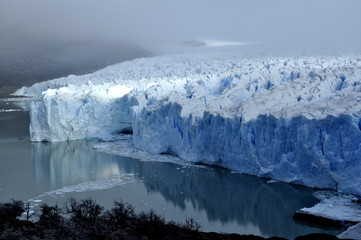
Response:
[14,52,361,196]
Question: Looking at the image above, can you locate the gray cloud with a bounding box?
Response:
[0,0,360,52]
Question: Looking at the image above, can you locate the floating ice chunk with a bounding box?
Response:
[296,191,361,223]
[37,175,136,197]
[338,222,361,239]
[0,109,22,112]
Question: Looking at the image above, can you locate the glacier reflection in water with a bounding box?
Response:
[31,140,341,238]
[32,141,137,189]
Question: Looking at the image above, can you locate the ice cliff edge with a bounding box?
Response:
[15,53,361,195]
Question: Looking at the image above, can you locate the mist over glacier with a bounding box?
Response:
[1,0,360,59]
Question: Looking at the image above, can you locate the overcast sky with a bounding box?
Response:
[0,0,360,51]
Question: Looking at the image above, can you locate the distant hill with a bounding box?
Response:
[0,37,151,96]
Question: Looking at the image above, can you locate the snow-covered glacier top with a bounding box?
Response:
[15,52,361,196]
[15,52,361,122]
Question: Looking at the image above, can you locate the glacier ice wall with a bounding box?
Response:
[17,53,361,195]
[132,102,361,195]
[30,87,137,141]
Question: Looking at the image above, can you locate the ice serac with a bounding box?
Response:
[18,52,361,195]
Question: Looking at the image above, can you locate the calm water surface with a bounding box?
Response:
[0,98,343,239]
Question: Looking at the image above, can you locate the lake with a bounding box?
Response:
[0,98,343,239]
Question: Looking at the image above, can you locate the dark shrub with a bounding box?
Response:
[0,200,24,225]
[38,203,64,227]
[104,200,136,228]
[183,217,201,232]
[65,198,103,225]
[136,210,166,238]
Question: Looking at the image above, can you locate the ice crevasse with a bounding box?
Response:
[14,53,361,196]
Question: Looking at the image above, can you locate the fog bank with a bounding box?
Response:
[1,0,360,51]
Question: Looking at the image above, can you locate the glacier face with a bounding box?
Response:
[27,82,138,141]
[16,52,361,195]
[133,104,361,194]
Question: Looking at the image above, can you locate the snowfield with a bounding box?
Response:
[14,52,361,195]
